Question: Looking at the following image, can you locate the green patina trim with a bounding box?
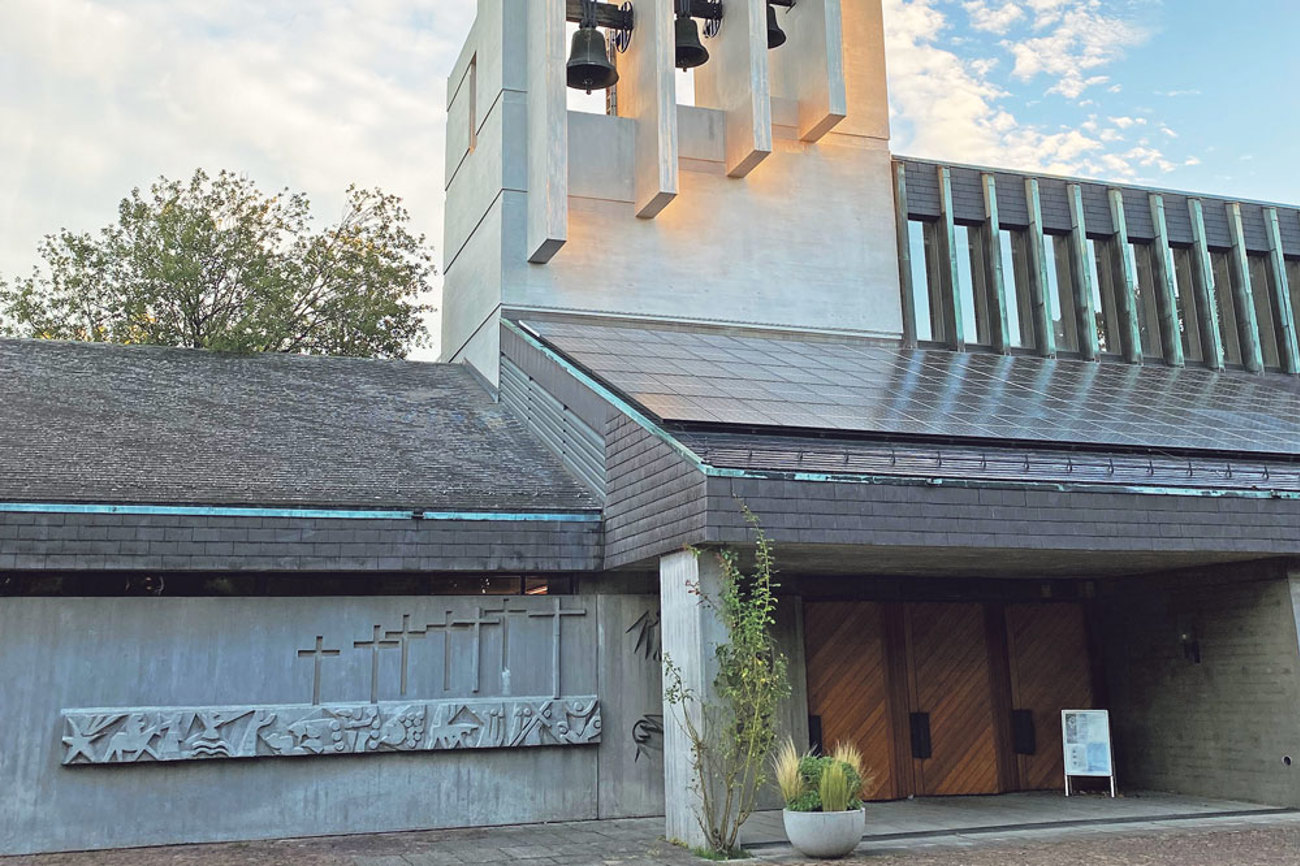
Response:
[0,502,602,522]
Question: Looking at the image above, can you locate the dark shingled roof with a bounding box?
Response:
[523,318,1300,457]
[0,338,598,512]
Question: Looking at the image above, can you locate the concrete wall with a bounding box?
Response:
[1097,563,1300,807]
[0,594,660,856]
[442,0,904,384]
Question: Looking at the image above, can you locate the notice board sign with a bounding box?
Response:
[1061,709,1116,797]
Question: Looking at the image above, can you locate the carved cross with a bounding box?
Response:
[424,610,458,693]
[384,614,428,697]
[528,598,587,698]
[353,625,400,704]
[451,606,503,694]
[482,602,534,696]
[297,635,341,705]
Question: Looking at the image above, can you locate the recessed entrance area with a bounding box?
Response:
[804,598,1096,799]
[741,790,1290,848]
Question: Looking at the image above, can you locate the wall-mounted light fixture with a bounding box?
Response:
[565,0,633,93]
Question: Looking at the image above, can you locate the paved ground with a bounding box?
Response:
[743,789,1278,845]
[9,810,1300,865]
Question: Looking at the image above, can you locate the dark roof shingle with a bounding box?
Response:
[0,339,598,512]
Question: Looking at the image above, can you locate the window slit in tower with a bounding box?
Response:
[1047,233,1078,352]
[1288,258,1300,345]
[1172,246,1203,364]
[909,219,935,342]
[1210,250,1244,366]
[1133,243,1164,360]
[956,224,988,346]
[1249,253,1281,369]
[1004,229,1032,350]
[1088,238,1119,355]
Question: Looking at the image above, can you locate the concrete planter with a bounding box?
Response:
[782,808,865,859]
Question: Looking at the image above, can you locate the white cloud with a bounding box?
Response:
[1002,1,1147,99]
[884,0,1177,182]
[963,1,1025,34]
[0,0,475,358]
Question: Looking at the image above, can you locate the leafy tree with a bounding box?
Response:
[0,169,435,358]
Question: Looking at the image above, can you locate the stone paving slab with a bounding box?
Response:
[7,801,1300,866]
[755,813,1300,865]
[743,790,1285,846]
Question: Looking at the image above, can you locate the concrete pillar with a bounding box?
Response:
[660,549,728,848]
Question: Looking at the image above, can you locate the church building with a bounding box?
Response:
[4,0,1300,855]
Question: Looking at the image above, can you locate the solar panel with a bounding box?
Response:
[522,319,1300,456]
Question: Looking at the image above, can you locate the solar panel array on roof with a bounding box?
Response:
[521,319,1300,456]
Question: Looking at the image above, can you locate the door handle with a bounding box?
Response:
[809,715,824,755]
[910,712,932,760]
[1012,709,1037,756]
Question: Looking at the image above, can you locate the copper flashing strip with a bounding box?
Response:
[1226,202,1265,372]
[980,173,1011,354]
[1187,199,1226,370]
[1066,184,1100,360]
[1148,194,1185,367]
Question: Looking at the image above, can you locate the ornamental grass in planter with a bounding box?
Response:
[773,737,872,860]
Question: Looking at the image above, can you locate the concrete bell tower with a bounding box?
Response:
[442,0,900,384]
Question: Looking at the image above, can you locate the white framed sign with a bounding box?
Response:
[1061,709,1116,797]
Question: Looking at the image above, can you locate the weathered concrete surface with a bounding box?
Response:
[659,550,728,848]
[596,595,665,819]
[0,596,622,856]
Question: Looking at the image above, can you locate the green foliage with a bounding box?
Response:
[0,168,435,358]
[783,755,864,813]
[819,761,851,813]
[663,505,791,859]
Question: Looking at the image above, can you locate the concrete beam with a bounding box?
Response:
[1226,202,1265,373]
[1187,199,1226,370]
[980,173,1011,354]
[894,163,917,347]
[767,0,847,142]
[1022,178,1057,357]
[935,166,965,350]
[526,0,568,263]
[694,0,773,178]
[1067,184,1101,361]
[1147,194,1185,367]
[615,0,678,218]
[660,549,727,850]
[1264,207,1300,374]
[1107,189,1143,363]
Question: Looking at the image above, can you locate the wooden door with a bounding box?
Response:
[1005,603,1095,790]
[906,603,1001,796]
[804,602,903,800]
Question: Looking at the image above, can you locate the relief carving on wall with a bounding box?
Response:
[62,698,601,765]
[61,598,601,766]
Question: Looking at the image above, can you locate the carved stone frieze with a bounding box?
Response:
[62,696,601,765]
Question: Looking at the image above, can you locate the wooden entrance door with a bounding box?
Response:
[905,603,1002,796]
[803,602,905,800]
[1005,603,1095,790]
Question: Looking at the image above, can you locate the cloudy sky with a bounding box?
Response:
[2,0,1297,358]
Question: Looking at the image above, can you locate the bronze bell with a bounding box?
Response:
[767,2,787,49]
[567,26,619,93]
[675,15,709,69]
